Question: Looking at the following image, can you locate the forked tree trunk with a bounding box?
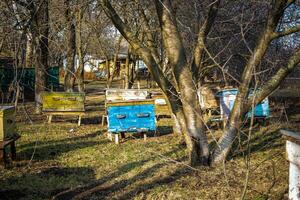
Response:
[33,0,49,114]
[212,0,290,164]
[157,0,209,165]
[101,0,209,166]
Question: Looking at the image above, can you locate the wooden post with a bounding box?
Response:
[78,115,82,126]
[107,132,112,141]
[11,141,16,160]
[280,130,300,200]
[114,133,119,144]
[48,115,53,124]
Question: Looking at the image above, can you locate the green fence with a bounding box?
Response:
[0,67,60,93]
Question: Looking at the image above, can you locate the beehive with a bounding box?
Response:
[42,92,85,112]
[107,99,156,133]
[0,106,16,140]
[216,89,270,119]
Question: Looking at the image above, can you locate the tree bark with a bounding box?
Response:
[33,0,49,114]
[64,0,76,92]
[75,5,84,92]
[155,0,209,165]
[107,36,122,88]
[212,0,291,165]
[25,33,33,68]
[101,0,210,166]
[124,54,130,89]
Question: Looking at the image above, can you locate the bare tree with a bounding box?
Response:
[212,0,300,165]
[100,0,300,166]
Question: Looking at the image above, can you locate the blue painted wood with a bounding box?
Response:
[216,89,270,119]
[107,103,156,133]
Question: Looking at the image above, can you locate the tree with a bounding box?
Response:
[33,0,49,113]
[212,0,300,164]
[75,1,85,92]
[100,0,222,166]
[100,0,300,166]
[64,0,76,92]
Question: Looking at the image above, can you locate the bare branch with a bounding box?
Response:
[272,24,300,39]
[192,0,220,82]
[246,47,300,108]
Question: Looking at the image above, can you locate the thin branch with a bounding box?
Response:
[271,24,300,39]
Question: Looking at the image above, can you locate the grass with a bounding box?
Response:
[0,81,298,200]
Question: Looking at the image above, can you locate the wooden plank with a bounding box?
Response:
[105,89,148,102]
[44,111,85,116]
[280,130,300,144]
[0,134,20,149]
[106,99,154,107]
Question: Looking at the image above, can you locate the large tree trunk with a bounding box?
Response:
[33,0,49,114]
[101,0,209,166]
[64,0,76,92]
[156,0,209,165]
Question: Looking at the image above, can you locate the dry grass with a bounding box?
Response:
[0,81,298,200]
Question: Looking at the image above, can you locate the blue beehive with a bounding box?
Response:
[107,99,156,133]
[216,89,270,119]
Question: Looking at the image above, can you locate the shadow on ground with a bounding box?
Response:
[0,167,96,200]
[229,127,284,159]
[52,148,190,200]
[0,147,190,200]
[17,131,104,161]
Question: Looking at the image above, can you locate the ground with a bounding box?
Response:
[0,80,299,200]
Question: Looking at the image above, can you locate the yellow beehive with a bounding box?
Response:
[0,106,16,140]
[42,92,85,112]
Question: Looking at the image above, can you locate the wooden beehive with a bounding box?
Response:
[106,99,156,133]
[198,86,220,110]
[42,92,85,112]
[0,106,16,141]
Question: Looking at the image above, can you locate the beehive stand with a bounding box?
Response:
[107,132,148,144]
[280,130,300,200]
[46,112,84,126]
[0,134,20,166]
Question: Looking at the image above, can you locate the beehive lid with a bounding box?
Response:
[216,88,238,97]
[106,99,154,107]
[0,106,14,111]
[106,89,148,102]
[280,130,300,144]
[0,106,14,116]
